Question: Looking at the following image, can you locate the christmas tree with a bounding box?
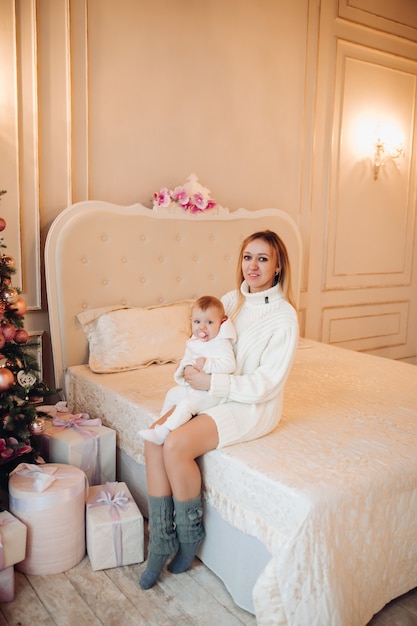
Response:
[0,190,53,490]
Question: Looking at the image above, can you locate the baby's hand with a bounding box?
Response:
[195,357,206,371]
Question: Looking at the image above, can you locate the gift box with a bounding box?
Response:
[86,481,144,571]
[9,463,86,575]
[0,565,14,602]
[0,510,27,569]
[0,510,27,603]
[37,405,116,486]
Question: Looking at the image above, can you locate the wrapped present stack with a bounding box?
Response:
[1,451,145,601]
[37,402,116,486]
[0,509,27,602]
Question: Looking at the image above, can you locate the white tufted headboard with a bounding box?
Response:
[45,201,302,391]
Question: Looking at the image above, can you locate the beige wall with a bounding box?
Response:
[0,0,416,386]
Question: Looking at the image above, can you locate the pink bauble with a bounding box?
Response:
[0,218,6,232]
[14,328,29,344]
[0,367,14,391]
[1,323,16,342]
[0,334,5,350]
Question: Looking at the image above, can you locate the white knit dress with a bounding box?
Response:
[205,281,299,448]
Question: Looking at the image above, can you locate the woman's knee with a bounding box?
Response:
[163,430,190,462]
[144,439,166,467]
[163,416,219,464]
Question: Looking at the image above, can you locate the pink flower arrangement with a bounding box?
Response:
[152,174,217,214]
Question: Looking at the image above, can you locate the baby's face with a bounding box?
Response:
[191,306,224,342]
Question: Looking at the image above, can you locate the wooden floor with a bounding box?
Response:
[1,555,255,626]
[2,544,417,625]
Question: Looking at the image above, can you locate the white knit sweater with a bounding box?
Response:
[205,281,299,447]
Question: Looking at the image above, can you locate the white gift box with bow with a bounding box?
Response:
[86,481,144,571]
[37,403,116,485]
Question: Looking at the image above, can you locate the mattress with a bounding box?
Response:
[66,339,417,626]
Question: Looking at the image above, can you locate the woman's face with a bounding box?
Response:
[242,238,278,293]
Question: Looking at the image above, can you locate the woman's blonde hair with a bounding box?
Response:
[232,230,296,318]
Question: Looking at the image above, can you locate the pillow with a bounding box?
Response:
[77,301,192,373]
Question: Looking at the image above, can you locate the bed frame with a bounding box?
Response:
[44,198,417,625]
[45,200,302,392]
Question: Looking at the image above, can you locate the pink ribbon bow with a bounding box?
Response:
[52,414,102,429]
[88,482,132,566]
[91,486,131,518]
[51,414,102,485]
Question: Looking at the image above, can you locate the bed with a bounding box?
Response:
[44,194,417,626]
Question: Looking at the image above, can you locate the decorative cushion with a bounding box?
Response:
[77,301,192,373]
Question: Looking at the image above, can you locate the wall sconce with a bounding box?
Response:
[373,134,405,181]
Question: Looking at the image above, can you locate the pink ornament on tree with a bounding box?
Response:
[1,323,16,342]
[14,329,29,344]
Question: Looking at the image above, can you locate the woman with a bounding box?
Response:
[140,229,299,590]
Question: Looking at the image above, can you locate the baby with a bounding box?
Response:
[139,295,236,445]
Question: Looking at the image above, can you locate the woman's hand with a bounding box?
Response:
[183,365,211,391]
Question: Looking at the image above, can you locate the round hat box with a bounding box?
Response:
[9,463,86,575]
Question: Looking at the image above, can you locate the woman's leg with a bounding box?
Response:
[162,413,219,500]
[139,494,178,589]
[163,414,219,573]
[144,441,172,496]
[139,410,177,589]
[141,413,218,587]
[144,409,175,496]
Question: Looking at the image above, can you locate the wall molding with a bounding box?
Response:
[15,0,41,310]
[325,39,417,291]
[339,0,417,43]
[322,300,409,351]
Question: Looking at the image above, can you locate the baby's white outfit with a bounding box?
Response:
[139,318,236,444]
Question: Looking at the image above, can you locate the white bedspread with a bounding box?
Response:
[66,339,417,626]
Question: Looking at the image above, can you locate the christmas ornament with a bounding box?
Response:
[0,255,16,271]
[10,297,27,316]
[0,286,19,305]
[17,370,37,389]
[0,217,6,232]
[14,329,29,344]
[0,368,14,391]
[1,323,16,342]
[30,417,46,434]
